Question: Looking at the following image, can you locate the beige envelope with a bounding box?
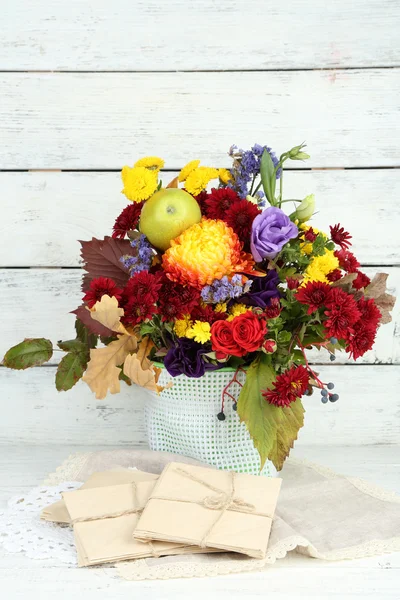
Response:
[41,469,158,524]
[134,462,282,559]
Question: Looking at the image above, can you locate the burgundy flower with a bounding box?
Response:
[112,203,144,239]
[262,365,309,407]
[335,250,360,273]
[330,223,352,250]
[83,277,123,308]
[296,281,332,315]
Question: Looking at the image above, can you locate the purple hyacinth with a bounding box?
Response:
[120,234,153,275]
[201,275,252,304]
[229,143,281,199]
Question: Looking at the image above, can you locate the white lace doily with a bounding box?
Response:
[0,482,80,565]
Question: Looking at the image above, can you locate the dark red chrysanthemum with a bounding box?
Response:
[353,271,371,290]
[123,298,155,326]
[193,190,209,215]
[122,270,162,305]
[224,199,261,243]
[304,227,318,243]
[83,277,123,308]
[262,365,309,407]
[112,203,144,239]
[264,297,282,319]
[286,276,302,290]
[357,296,381,329]
[204,187,241,220]
[324,288,361,340]
[326,269,342,283]
[346,322,377,360]
[334,249,360,273]
[191,304,227,324]
[330,223,352,250]
[296,281,332,315]
[158,277,200,321]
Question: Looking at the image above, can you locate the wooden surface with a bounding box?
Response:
[0,444,399,599]
[0,2,399,596]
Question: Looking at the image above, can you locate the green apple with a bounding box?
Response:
[139,188,202,251]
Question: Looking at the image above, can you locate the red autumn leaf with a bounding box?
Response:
[72,305,114,337]
[79,236,133,291]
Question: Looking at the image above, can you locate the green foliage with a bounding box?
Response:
[55,350,88,391]
[75,318,98,349]
[3,338,53,370]
[260,149,277,205]
[237,354,305,471]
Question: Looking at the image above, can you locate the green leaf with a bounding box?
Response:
[3,338,53,370]
[57,339,87,352]
[75,318,98,349]
[140,323,155,336]
[260,149,276,205]
[55,351,88,391]
[100,335,117,346]
[237,355,305,471]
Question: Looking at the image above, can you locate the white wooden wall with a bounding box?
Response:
[0,1,399,448]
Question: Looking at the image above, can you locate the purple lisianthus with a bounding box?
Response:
[251,207,298,262]
[164,338,218,378]
[240,270,281,309]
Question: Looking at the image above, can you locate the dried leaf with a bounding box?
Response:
[365,273,396,325]
[72,305,114,337]
[82,335,138,399]
[124,336,171,393]
[332,273,357,293]
[79,236,132,291]
[166,176,179,188]
[89,294,129,334]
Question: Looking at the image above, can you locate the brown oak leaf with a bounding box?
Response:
[72,305,114,337]
[82,334,138,399]
[79,236,133,291]
[89,294,130,335]
[124,336,172,393]
[365,273,396,325]
[331,273,357,294]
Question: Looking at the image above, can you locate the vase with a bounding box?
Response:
[143,364,277,477]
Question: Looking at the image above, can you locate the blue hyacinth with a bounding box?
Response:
[120,234,153,275]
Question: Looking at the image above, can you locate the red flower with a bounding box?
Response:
[304,228,317,242]
[224,199,261,243]
[335,249,360,273]
[327,269,342,283]
[204,187,241,220]
[231,312,267,352]
[324,288,361,340]
[296,281,332,315]
[346,322,377,360]
[287,276,302,290]
[211,320,246,359]
[353,271,371,290]
[112,203,144,239]
[122,271,162,305]
[123,298,154,327]
[357,297,381,329]
[191,304,227,324]
[193,190,209,215]
[262,339,277,354]
[158,277,200,321]
[262,365,309,407]
[264,297,282,319]
[83,277,123,308]
[330,224,352,249]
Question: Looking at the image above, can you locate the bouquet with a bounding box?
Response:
[3,143,395,470]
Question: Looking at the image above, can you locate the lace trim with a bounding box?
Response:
[44,452,92,485]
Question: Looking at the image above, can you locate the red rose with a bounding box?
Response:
[231,312,267,353]
[210,320,245,358]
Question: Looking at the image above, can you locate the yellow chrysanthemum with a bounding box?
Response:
[178,160,200,182]
[162,218,254,288]
[227,303,251,321]
[302,250,339,285]
[185,167,219,196]
[121,166,158,203]
[134,156,165,171]
[174,314,192,338]
[215,302,227,313]
[185,321,211,344]
[218,168,232,184]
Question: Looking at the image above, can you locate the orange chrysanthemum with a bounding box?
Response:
[162,219,255,288]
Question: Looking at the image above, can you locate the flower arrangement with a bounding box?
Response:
[3,144,395,470]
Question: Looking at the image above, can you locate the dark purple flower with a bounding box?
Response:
[239,270,281,309]
[228,144,281,199]
[251,207,298,262]
[164,338,217,378]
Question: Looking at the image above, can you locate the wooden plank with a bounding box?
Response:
[0,70,399,169]
[1,268,399,365]
[1,1,399,71]
[0,365,399,446]
[2,169,400,267]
